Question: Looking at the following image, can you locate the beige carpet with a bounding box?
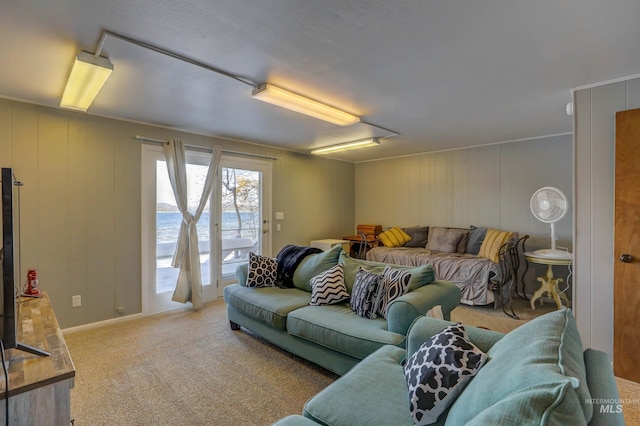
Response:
[451,295,558,334]
[64,299,337,426]
[64,297,639,425]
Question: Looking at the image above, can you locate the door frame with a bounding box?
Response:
[141,144,218,314]
[216,155,272,296]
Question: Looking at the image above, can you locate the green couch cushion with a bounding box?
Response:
[445,308,592,425]
[461,381,585,425]
[583,349,626,426]
[304,345,417,426]
[407,317,504,356]
[287,304,406,360]
[223,284,311,330]
[293,245,343,292]
[339,252,435,293]
[272,415,321,426]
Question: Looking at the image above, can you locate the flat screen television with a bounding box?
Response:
[1,167,48,356]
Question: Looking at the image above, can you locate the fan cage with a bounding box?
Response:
[530,187,567,224]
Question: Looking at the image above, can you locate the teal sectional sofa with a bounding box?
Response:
[224,245,461,375]
[274,309,624,426]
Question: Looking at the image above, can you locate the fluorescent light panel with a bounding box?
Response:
[60,51,113,112]
[252,83,360,126]
[311,138,380,155]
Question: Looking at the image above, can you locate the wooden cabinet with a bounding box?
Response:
[0,293,75,425]
[343,224,382,258]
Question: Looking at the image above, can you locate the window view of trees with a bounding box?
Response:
[221,168,260,241]
[154,162,262,282]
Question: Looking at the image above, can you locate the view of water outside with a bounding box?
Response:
[155,162,261,292]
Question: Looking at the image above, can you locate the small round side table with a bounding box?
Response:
[524,252,573,310]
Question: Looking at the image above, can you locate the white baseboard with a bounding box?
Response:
[62,313,143,335]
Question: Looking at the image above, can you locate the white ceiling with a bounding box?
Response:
[1,1,639,162]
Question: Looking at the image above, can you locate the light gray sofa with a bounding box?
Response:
[224,245,461,375]
[367,226,529,318]
[273,309,624,426]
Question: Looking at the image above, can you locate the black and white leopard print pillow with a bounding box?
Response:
[403,323,487,425]
[246,252,279,288]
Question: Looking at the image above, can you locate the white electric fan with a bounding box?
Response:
[530,187,571,259]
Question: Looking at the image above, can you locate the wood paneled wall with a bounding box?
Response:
[355,135,573,248]
[0,99,355,328]
[574,76,640,357]
[355,134,573,293]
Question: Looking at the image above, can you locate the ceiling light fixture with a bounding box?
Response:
[252,83,360,126]
[61,30,397,150]
[310,138,380,155]
[60,51,113,111]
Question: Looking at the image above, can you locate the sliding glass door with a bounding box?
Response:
[141,145,216,314]
[216,156,272,295]
[142,145,272,312]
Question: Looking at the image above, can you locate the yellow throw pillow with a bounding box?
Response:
[378,226,412,248]
[478,228,513,262]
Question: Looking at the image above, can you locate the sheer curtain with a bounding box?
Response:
[163,139,221,309]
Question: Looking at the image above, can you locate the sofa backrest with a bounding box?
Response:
[407,310,616,425]
[338,252,435,293]
[446,309,593,424]
[292,244,343,292]
[407,316,504,357]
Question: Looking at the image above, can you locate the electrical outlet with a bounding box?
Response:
[72,295,81,308]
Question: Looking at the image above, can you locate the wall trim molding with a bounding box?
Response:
[570,72,640,93]
[355,132,572,164]
[62,313,144,334]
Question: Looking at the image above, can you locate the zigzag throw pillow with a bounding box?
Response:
[404,323,487,425]
[246,252,279,288]
[309,263,350,306]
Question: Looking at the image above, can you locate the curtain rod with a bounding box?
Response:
[135,135,279,160]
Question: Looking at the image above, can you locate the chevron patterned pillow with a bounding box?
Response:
[309,264,350,306]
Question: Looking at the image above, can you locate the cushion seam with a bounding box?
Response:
[288,313,405,346]
[226,290,309,319]
[540,380,575,425]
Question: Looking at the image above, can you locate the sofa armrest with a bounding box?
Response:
[583,349,625,426]
[235,263,249,286]
[406,316,505,358]
[386,280,460,335]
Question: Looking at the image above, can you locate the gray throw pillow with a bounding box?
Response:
[425,227,467,253]
[402,226,429,248]
[466,225,488,255]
